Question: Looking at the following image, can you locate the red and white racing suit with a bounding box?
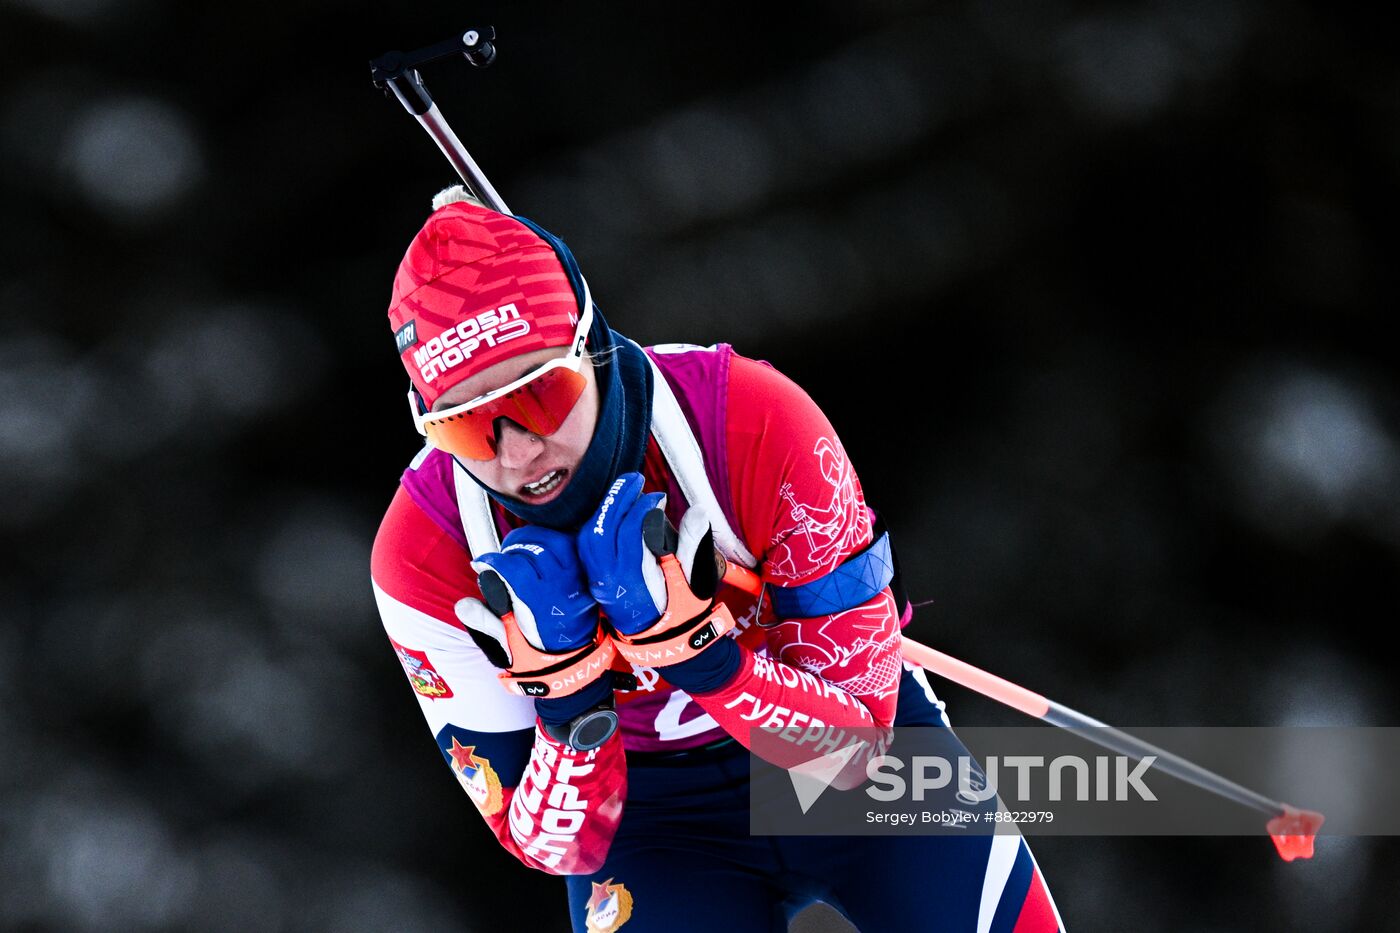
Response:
[371,343,1062,933]
[371,345,902,874]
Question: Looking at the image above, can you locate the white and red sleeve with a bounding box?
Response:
[371,486,626,875]
[682,356,902,768]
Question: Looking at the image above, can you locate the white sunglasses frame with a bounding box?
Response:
[408,276,595,438]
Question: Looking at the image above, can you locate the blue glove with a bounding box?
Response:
[469,526,613,723]
[576,472,668,636]
[472,526,598,652]
[578,472,741,693]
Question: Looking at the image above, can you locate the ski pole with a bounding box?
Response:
[896,637,1324,861]
[718,560,1322,861]
[370,27,511,213]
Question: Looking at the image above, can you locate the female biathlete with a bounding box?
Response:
[370,188,1064,932]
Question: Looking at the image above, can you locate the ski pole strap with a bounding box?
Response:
[495,614,617,699]
[767,529,895,619]
[611,555,738,667]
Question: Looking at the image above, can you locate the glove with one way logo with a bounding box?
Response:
[577,473,741,691]
[458,526,616,708]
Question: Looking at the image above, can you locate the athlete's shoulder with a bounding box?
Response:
[371,456,483,627]
[721,350,832,444]
[645,341,728,357]
[643,341,732,386]
[643,341,818,420]
[372,484,440,573]
[725,350,807,403]
[719,351,871,584]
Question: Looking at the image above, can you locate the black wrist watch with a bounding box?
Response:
[542,707,620,752]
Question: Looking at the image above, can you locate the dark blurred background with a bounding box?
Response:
[2,0,1396,930]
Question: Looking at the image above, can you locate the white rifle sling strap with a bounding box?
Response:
[643,348,757,569]
[451,344,757,571]
[454,459,502,557]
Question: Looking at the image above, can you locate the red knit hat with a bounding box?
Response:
[387,199,581,408]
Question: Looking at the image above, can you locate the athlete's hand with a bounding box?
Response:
[576,472,670,636]
[472,526,599,651]
[458,526,615,699]
[579,472,736,677]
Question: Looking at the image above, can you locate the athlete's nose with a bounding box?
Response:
[494,419,543,471]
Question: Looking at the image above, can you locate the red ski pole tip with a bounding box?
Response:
[1266,804,1325,862]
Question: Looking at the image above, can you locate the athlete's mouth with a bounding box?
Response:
[520,468,569,500]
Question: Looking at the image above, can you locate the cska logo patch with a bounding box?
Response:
[447,737,504,816]
[585,878,633,931]
[390,638,454,699]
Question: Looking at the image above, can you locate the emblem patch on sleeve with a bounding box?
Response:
[390,638,454,699]
[585,878,633,931]
[448,737,504,816]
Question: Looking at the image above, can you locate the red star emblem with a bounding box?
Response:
[448,737,480,773]
[586,879,616,913]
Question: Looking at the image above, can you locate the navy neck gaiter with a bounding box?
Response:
[462,311,653,532]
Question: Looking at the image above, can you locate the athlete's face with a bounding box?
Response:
[432,346,600,506]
